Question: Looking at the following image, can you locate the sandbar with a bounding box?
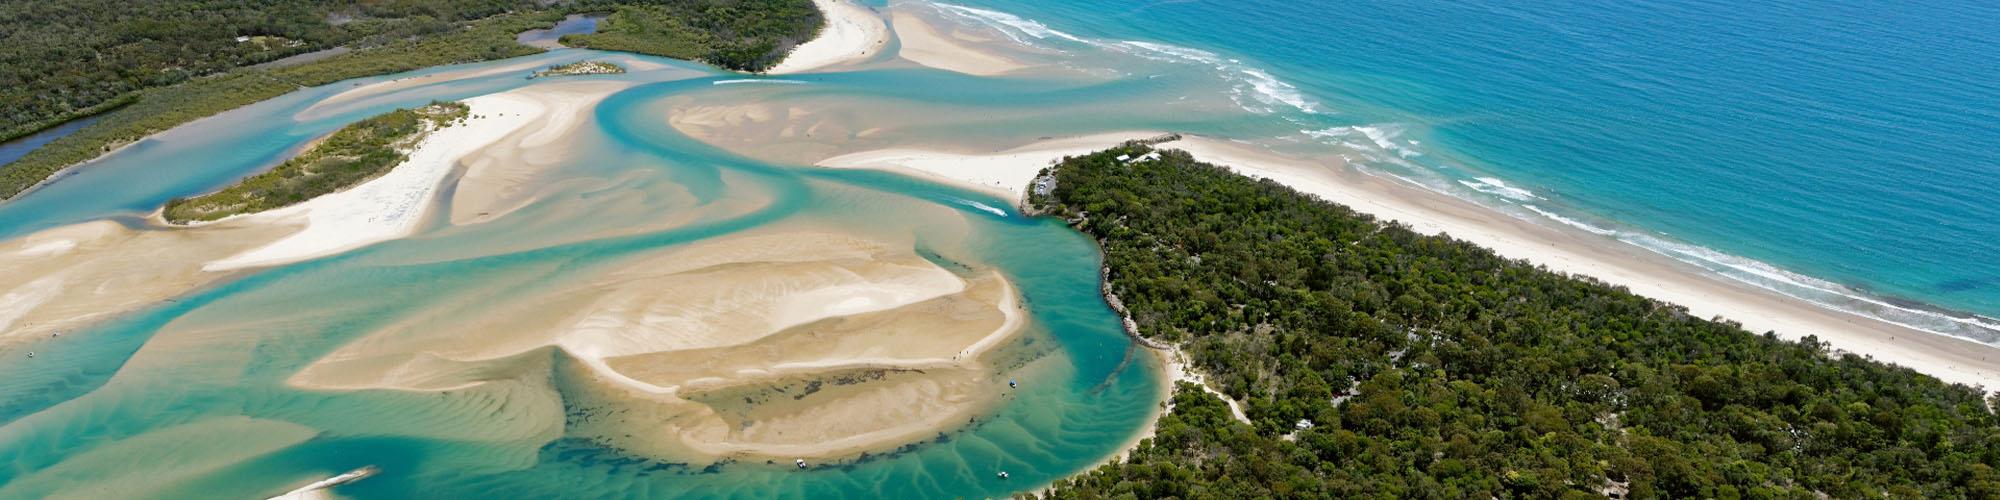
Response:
[287,225,1030,462]
[816,131,1166,202]
[204,92,548,271]
[890,11,1028,76]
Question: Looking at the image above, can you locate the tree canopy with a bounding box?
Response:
[1034,145,2000,499]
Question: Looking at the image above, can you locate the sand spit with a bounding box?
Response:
[450,80,634,225]
[204,93,548,271]
[767,0,890,75]
[890,11,1028,76]
[1162,136,2000,390]
[816,131,1166,202]
[0,220,294,345]
[289,227,1028,462]
[0,84,618,346]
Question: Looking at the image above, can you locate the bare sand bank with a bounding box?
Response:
[0,83,616,346]
[288,224,1030,462]
[766,0,890,74]
[816,131,1166,201]
[449,80,634,225]
[890,11,1028,76]
[202,92,550,271]
[0,220,295,346]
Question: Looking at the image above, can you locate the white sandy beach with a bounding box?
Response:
[816,131,1164,201]
[204,93,548,271]
[890,11,1028,75]
[0,84,610,346]
[811,133,2000,390]
[766,0,889,74]
[1166,137,2000,389]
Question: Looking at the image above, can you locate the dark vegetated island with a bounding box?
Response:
[533,60,628,78]
[558,0,822,72]
[1032,145,2000,498]
[0,0,824,201]
[162,102,468,224]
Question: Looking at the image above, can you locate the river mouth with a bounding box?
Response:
[0,40,1172,497]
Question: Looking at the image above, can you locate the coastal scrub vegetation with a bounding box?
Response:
[1032,145,2000,498]
[534,60,628,77]
[0,8,558,201]
[0,0,823,201]
[558,0,822,72]
[0,0,537,144]
[162,102,468,224]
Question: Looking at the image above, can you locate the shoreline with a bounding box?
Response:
[816,131,1167,202]
[1169,136,2000,390]
[203,93,548,271]
[766,0,890,75]
[815,131,2000,414]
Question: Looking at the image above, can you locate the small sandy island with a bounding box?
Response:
[287,224,1027,463]
[765,0,890,74]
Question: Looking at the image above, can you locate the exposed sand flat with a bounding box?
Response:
[891,11,1028,75]
[1165,136,2000,389]
[667,98,877,165]
[0,85,622,345]
[287,226,1026,462]
[450,80,635,225]
[816,131,1166,201]
[766,0,890,74]
[205,92,549,271]
[0,220,295,346]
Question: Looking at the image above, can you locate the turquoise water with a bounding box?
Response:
[3,0,1996,497]
[0,49,1187,497]
[937,0,2000,342]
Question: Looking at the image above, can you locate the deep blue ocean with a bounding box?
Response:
[948,0,2000,340]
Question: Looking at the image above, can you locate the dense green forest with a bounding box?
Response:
[0,0,536,143]
[0,0,823,200]
[1033,145,2000,498]
[0,10,561,200]
[560,0,821,71]
[162,102,466,223]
